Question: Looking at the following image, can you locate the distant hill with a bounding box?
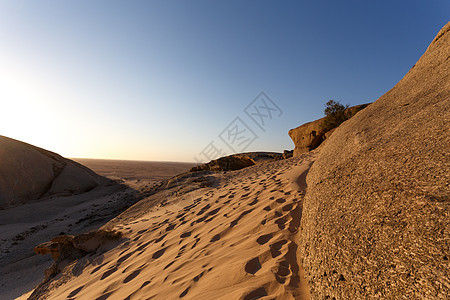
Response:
[0,135,108,209]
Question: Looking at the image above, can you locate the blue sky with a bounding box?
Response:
[0,1,448,162]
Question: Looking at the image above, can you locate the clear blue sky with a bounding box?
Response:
[0,1,448,162]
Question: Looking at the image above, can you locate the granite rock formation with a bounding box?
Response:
[300,23,450,298]
[288,104,370,156]
[0,135,108,209]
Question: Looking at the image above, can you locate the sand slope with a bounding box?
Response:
[27,153,316,300]
[1,157,196,300]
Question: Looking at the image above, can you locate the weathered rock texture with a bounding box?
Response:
[300,23,450,298]
[31,230,122,299]
[289,104,370,156]
[0,135,108,209]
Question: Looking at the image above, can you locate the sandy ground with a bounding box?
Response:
[26,153,316,299]
[0,160,196,300]
[73,158,197,182]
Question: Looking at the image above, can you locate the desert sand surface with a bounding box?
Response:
[73,158,197,182]
[25,153,316,299]
[0,159,196,300]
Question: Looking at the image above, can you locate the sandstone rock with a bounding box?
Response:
[288,104,369,156]
[190,152,284,172]
[0,135,108,209]
[300,23,450,298]
[34,230,122,280]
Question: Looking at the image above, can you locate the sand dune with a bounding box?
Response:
[27,152,316,299]
[0,153,197,300]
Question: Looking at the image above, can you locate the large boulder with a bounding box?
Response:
[300,23,450,298]
[289,104,370,156]
[0,135,108,209]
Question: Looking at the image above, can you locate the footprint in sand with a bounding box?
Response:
[152,247,167,259]
[275,216,288,229]
[176,245,186,258]
[197,204,211,215]
[256,233,273,245]
[269,240,288,258]
[274,261,292,284]
[90,263,106,275]
[95,291,114,300]
[243,287,267,300]
[176,212,186,219]
[180,286,190,298]
[193,271,204,282]
[166,223,176,231]
[274,211,283,217]
[276,198,286,203]
[191,238,200,249]
[164,261,174,270]
[123,269,141,283]
[137,241,152,251]
[154,233,167,243]
[248,199,258,206]
[137,229,149,234]
[117,252,133,263]
[210,234,220,242]
[244,257,262,274]
[230,209,253,228]
[282,203,293,211]
[67,286,84,298]
[180,231,191,238]
[101,266,118,280]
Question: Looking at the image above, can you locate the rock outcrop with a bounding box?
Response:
[31,230,122,299]
[0,135,108,209]
[34,230,122,262]
[288,104,370,156]
[300,23,450,298]
[190,152,288,172]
